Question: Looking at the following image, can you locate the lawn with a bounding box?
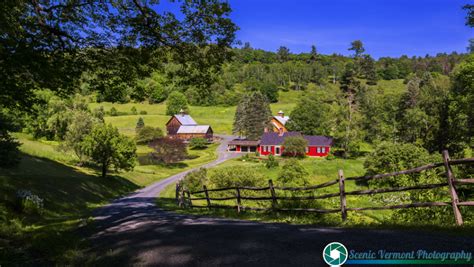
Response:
[89,90,301,136]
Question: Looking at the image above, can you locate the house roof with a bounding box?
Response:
[273,115,290,126]
[174,114,197,125]
[260,131,333,146]
[228,139,260,146]
[176,125,211,134]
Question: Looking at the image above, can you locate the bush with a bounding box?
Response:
[189,137,208,149]
[109,107,118,116]
[139,110,148,115]
[277,159,309,187]
[265,154,279,169]
[131,106,138,115]
[364,142,452,224]
[282,136,308,158]
[208,167,266,189]
[136,126,164,145]
[149,86,167,104]
[135,117,145,133]
[149,137,187,164]
[16,189,44,215]
[182,168,208,192]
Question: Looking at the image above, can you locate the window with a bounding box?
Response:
[317,147,321,153]
[305,147,309,153]
[321,147,326,153]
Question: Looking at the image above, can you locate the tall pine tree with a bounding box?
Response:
[233,91,272,140]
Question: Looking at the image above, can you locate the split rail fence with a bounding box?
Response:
[176,150,474,225]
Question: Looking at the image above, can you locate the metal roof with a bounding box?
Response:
[174,114,197,125]
[273,115,290,125]
[260,131,333,146]
[177,125,211,134]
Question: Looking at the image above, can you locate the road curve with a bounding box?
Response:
[88,136,474,266]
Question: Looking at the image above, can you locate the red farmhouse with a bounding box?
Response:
[258,132,333,157]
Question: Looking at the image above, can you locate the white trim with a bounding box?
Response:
[275,146,281,156]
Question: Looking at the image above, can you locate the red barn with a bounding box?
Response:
[258,131,333,157]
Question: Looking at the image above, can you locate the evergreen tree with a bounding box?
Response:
[277,46,290,62]
[232,91,272,140]
[136,117,145,133]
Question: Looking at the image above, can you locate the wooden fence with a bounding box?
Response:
[176,150,474,225]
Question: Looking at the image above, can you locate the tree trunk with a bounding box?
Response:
[102,162,107,178]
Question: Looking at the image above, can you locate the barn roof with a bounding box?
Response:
[174,114,197,125]
[177,125,211,134]
[260,131,333,146]
[273,115,290,126]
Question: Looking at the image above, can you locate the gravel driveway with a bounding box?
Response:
[88,135,474,266]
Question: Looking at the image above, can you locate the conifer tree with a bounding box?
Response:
[232,91,272,140]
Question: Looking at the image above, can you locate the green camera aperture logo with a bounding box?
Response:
[323,242,348,266]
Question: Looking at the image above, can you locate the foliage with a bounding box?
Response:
[282,136,308,157]
[265,154,279,169]
[287,89,335,135]
[149,137,188,164]
[277,159,309,186]
[131,106,138,115]
[182,168,208,192]
[136,126,164,145]
[166,91,189,116]
[364,142,453,224]
[109,107,118,116]
[63,110,99,161]
[81,124,137,177]
[232,91,272,140]
[0,110,21,167]
[189,138,209,149]
[208,167,266,188]
[136,117,145,133]
[15,189,44,215]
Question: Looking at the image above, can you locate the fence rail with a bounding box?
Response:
[176,150,474,225]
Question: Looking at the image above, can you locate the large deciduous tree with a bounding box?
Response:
[81,124,136,178]
[166,91,189,116]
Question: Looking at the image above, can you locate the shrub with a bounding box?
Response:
[277,159,309,187]
[182,168,208,192]
[149,137,187,164]
[364,142,452,224]
[208,167,266,188]
[265,154,279,169]
[149,85,167,104]
[136,117,145,133]
[189,137,208,149]
[136,126,164,145]
[131,106,138,115]
[109,107,118,116]
[16,189,44,215]
[139,110,148,115]
[282,136,307,158]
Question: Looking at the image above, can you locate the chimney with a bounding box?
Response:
[278,110,284,118]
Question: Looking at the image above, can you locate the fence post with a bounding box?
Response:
[236,187,242,213]
[186,190,193,209]
[269,179,277,209]
[175,182,180,205]
[338,169,347,222]
[442,150,463,226]
[203,185,211,209]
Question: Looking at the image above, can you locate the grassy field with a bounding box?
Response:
[89,90,302,136]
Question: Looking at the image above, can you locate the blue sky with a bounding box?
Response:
[229,0,472,58]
